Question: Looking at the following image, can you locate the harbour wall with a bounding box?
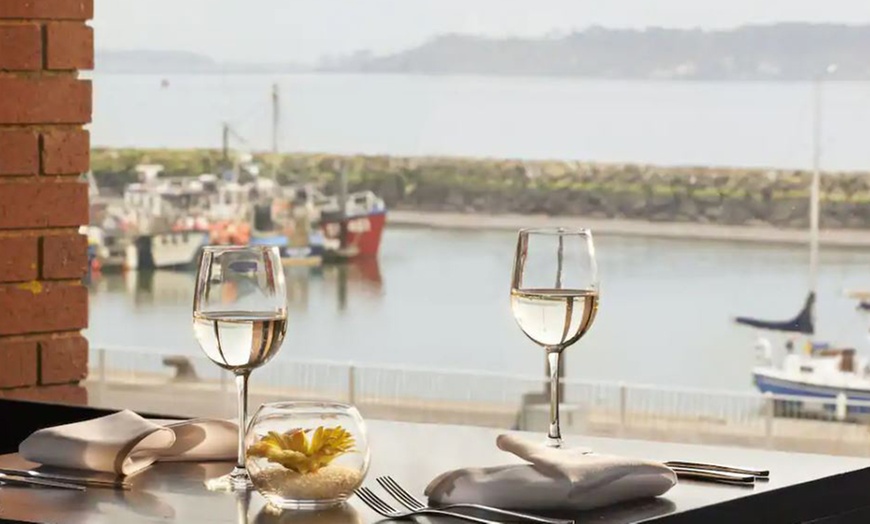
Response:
[92,149,870,229]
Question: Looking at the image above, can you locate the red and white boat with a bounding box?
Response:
[297,187,387,260]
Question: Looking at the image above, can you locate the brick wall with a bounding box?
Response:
[0,0,93,404]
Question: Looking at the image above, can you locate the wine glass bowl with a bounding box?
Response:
[193,246,288,490]
[510,228,599,447]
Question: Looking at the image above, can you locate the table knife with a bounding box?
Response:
[665,461,769,478]
[0,472,86,491]
[670,467,756,486]
[0,468,129,490]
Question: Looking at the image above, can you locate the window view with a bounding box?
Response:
[4,0,870,521]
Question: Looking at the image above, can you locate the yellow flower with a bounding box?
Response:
[247,426,356,474]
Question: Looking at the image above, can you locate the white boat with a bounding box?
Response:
[125,231,210,270]
[754,348,870,395]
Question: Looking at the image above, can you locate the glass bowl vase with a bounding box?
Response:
[245,401,370,510]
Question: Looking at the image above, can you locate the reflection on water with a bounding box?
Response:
[96,259,384,313]
[86,228,870,391]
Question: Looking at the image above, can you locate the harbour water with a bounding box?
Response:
[86,226,870,392]
[90,74,870,171]
[86,73,870,392]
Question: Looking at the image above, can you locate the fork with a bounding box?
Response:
[355,486,501,524]
[376,476,574,524]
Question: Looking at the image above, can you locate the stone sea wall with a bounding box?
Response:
[92,149,870,229]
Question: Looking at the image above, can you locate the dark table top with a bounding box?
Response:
[0,417,869,524]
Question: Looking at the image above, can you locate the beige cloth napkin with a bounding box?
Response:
[425,434,677,511]
[19,410,237,476]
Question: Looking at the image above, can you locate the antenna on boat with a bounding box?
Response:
[809,64,837,296]
[221,121,230,166]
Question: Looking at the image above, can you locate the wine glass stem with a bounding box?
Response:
[235,371,250,472]
[546,349,563,447]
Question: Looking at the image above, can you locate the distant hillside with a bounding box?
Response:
[321,24,870,81]
[97,24,870,80]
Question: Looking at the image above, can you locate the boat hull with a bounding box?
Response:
[127,231,209,270]
[753,369,870,413]
[249,234,325,267]
[321,211,386,259]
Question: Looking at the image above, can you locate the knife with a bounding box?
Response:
[665,461,769,478]
[0,472,87,491]
[670,467,756,486]
[0,468,129,490]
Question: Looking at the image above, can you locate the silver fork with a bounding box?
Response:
[376,476,574,524]
[354,486,501,524]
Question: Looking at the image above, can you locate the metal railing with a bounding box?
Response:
[86,346,870,457]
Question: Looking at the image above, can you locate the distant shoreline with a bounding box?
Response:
[95,23,870,82]
[388,210,870,248]
[86,70,864,83]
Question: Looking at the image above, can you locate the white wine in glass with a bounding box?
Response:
[510,228,599,448]
[193,246,287,490]
[192,311,286,373]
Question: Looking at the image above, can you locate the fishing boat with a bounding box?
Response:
[212,84,387,262]
[98,165,212,270]
[249,196,325,267]
[737,67,870,413]
[318,190,386,260]
[264,84,386,260]
[125,230,211,270]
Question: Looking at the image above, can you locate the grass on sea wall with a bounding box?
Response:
[90,148,870,204]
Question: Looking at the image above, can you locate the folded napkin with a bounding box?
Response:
[19,410,236,476]
[425,434,676,511]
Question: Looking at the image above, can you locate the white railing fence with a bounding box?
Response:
[86,346,870,457]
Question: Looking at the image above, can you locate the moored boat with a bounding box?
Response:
[125,231,210,270]
[737,74,870,415]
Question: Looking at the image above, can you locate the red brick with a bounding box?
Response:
[45,22,93,70]
[0,340,37,388]
[39,334,87,384]
[0,180,88,229]
[0,236,38,282]
[0,281,87,335]
[0,0,93,20]
[0,129,39,175]
[41,129,89,174]
[0,77,91,124]
[41,233,87,279]
[0,384,87,404]
[0,23,40,70]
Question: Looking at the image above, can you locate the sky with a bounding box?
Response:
[94,0,870,63]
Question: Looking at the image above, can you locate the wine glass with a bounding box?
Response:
[193,245,287,490]
[510,228,599,448]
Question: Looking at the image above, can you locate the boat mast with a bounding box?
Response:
[809,64,837,297]
[271,83,280,179]
[808,78,821,296]
[221,122,230,166]
[338,161,349,250]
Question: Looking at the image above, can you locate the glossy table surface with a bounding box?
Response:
[0,418,869,524]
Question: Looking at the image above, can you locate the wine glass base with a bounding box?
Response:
[545,436,564,449]
[204,468,254,492]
